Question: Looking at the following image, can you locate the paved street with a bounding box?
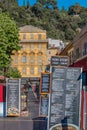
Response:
[0,90,47,130]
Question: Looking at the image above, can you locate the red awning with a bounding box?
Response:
[69,56,87,71]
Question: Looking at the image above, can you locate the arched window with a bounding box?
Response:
[30,67,34,74]
[38,56,42,63]
[22,68,26,74]
[22,56,27,63]
[38,67,42,74]
[30,56,34,63]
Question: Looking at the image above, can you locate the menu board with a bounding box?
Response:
[49,67,82,129]
[39,95,49,116]
[40,73,51,93]
[51,56,68,66]
[29,77,40,85]
[6,78,20,116]
[21,77,29,85]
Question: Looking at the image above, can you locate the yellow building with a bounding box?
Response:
[47,47,61,64]
[11,25,48,78]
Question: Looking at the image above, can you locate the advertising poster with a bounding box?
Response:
[49,67,82,130]
[6,78,20,116]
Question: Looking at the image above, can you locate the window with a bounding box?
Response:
[83,42,87,55]
[38,67,42,74]
[14,56,18,63]
[38,34,42,39]
[22,45,26,50]
[30,34,34,39]
[48,51,51,54]
[38,56,42,63]
[30,44,34,50]
[38,44,42,50]
[69,51,74,64]
[30,67,34,74]
[30,56,34,63]
[22,56,27,63]
[76,48,79,59]
[23,34,26,39]
[22,68,26,74]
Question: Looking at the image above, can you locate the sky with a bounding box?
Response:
[18,0,87,10]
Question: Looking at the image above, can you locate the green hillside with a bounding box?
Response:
[0,0,87,42]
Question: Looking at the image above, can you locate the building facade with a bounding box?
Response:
[59,25,87,85]
[11,25,48,78]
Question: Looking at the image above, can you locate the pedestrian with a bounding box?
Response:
[28,80,32,91]
[32,84,37,98]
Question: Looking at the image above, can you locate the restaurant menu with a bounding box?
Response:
[49,67,82,129]
[51,56,68,66]
[40,73,51,93]
[6,78,20,116]
[39,95,49,116]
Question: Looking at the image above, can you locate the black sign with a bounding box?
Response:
[40,73,51,93]
[51,56,68,66]
[29,77,40,85]
[6,78,20,116]
[39,95,49,116]
[29,77,40,81]
[49,67,82,129]
[21,77,29,85]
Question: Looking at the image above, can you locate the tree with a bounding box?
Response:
[5,67,22,78]
[37,0,58,9]
[68,3,82,15]
[0,11,20,75]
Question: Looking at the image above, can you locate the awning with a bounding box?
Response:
[69,56,87,71]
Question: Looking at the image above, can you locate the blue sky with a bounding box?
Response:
[18,0,87,10]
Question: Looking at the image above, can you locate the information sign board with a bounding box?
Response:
[39,95,49,116]
[51,56,68,66]
[6,78,20,116]
[40,73,51,93]
[49,67,82,130]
